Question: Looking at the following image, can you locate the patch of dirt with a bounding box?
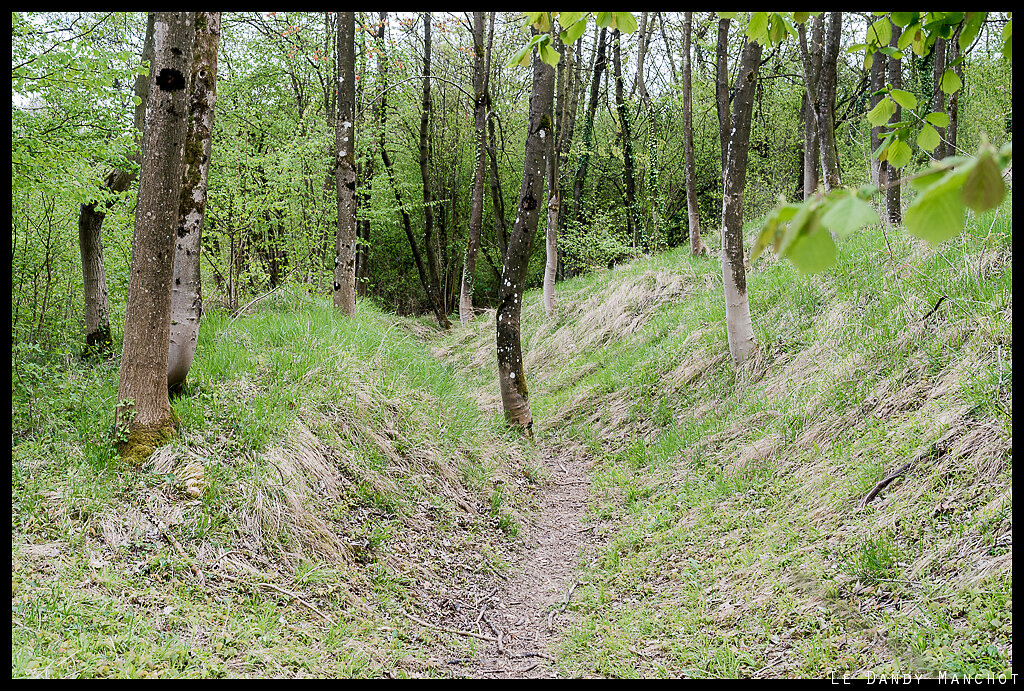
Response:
[407,442,605,678]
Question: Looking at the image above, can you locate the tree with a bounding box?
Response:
[815,12,843,192]
[115,12,195,463]
[497,28,556,433]
[459,11,491,325]
[798,14,825,197]
[720,35,763,366]
[333,12,357,314]
[884,23,903,224]
[78,14,155,356]
[611,28,642,249]
[168,11,221,392]
[682,11,707,255]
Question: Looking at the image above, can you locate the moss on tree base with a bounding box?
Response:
[116,413,179,465]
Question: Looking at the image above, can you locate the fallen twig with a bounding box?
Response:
[859,461,913,508]
[401,608,498,643]
[219,572,335,625]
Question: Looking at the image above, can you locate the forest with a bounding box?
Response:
[11,11,1013,679]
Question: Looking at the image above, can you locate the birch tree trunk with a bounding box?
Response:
[168,11,220,392]
[79,14,155,356]
[333,12,357,314]
[721,37,762,367]
[497,43,555,433]
[682,12,707,256]
[116,12,195,463]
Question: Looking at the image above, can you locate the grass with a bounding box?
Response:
[11,198,1012,678]
[437,199,1012,678]
[11,291,539,678]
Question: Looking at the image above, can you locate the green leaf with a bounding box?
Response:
[558,12,584,28]
[867,18,892,47]
[792,12,811,24]
[925,111,950,127]
[507,44,532,68]
[889,88,917,109]
[1001,18,1011,61]
[904,169,968,245]
[961,147,1006,213]
[898,23,918,51]
[717,13,738,20]
[560,18,588,45]
[596,12,613,28]
[887,140,913,169]
[917,123,941,153]
[820,192,880,238]
[891,12,917,28]
[786,224,837,274]
[538,39,561,67]
[939,68,962,95]
[751,203,800,263]
[746,12,770,43]
[867,97,896,127]
[959,12,985,51]
[612,12,638,34]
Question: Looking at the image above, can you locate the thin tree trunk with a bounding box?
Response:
[612,29,641,250]
[116,12,195,463]
[721,37,762,367]
[544,23,570,314]
[333,12,357,314]
[418,12,447,326]
[946,24,962,158]
[798,14,824,198]
[79,14,155,356]
[868,15,886,186]
[885,24,903,224]
[715,17,731,178]
[497,41,555,434]
[168,11,220,392]
[459,11,490,325]
[931,36,947,159]
[816,12,843,191]
[573,26,607,229]
[631,12,650,102]
[682,12,707,256]
[658,12,679,84]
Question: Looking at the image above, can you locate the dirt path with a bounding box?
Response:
[412,442,603,678]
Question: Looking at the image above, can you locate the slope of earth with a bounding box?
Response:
[434,199,1012,678]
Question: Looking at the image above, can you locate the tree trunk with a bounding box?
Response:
[612,29,642,250]
[798,14,825,197]
[631,12,651,102]
[868,15,886,186]
[715,17,731,178]
[946,24,962,158]
[816,12,843,192]
[79,14,155,356]
[333,12,357,314]
[931,36,947,159]
[544,23,571,315]
[459,11,489,325]
[721,37,762,367]
[682,12,707,256]
[417,12,449,327]
[168,11,220,393]
[497,41,555,434]
[885,25,903,224]
[116,12,195,464]
[573,26,607,229]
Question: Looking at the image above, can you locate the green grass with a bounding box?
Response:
[438,199,1012,678]
[11,289,537,678]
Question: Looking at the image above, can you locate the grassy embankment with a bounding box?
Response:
[12,291,542,677]
[437,198,1012,678]
[12,198,1012,678]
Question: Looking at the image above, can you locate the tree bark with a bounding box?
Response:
[78,14,155,356]
[168,11,220,392]
[497,41,555,434]
[721,37,762,367]
[885,25,903,224]
[931,36,947,159]
[544,23,571,315]
[573,26,607,229]
[116,12,195,463]
[798,14,825,197]
[715,17,732,178]
[459,11,490,325]
[946,24,962,158]
[612,29,641,250]
[333,12,357,314]
[816,12,843,191]
[682,12,707,256]
[868,16,886,186]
